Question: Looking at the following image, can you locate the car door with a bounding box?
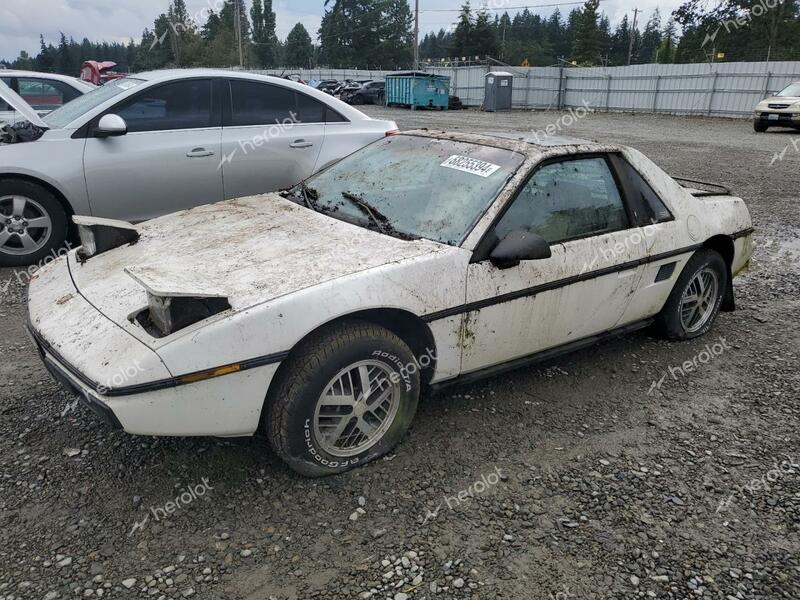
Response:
[461,155,651,374]
[83,78,224,222]
[220,79,325,199]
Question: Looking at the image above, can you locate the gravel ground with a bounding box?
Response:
[1,108,798,600]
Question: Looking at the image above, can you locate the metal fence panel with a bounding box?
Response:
[245,61,800,118]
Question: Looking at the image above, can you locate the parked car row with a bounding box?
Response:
[0,69,397,266]
[310,78,384,105]
[0,70,95,125]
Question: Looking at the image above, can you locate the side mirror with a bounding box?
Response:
[95,114,128,138]
[489,229,552,269]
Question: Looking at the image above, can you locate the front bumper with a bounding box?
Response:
[28,324,123,430]
[755,111,800,126]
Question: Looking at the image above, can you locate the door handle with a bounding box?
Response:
[290,140,314,149]
[186,148,215,158]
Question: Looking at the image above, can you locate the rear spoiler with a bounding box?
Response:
[673,176,732,197]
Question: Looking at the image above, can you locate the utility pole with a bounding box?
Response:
[627,8,639,66]
[235,0,244,68]
[413,0,420,70]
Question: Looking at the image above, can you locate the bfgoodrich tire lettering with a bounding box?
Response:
[657,249,728,340]
[264,320,421,477]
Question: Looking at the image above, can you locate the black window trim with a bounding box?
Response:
[471,152,639,263]
[79,76,221,138]
[607,153,675,227]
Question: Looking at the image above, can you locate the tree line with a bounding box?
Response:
[2,0,798,74]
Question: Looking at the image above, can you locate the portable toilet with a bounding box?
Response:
[484,71,513,112]
[385,72,450,110]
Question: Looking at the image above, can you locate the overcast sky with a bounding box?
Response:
[0,0,683,63]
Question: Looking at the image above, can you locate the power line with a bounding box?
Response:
[420,0,608,13]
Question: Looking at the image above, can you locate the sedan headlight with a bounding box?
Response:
[74,216,139,262]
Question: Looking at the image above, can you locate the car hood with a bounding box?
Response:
[758,95,800,107]
[0,80,48,128]
[68,193,448,332]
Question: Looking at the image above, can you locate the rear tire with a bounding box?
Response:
[264,320,421,477]
[754,121,768,133]
[656,249,728,340]
[0,179,68,268]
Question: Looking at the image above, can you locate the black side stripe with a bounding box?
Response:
[422,243,704,323]
[28,323,289,398]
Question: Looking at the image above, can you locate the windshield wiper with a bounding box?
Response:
[281,181,320,212]
[340,191,389,235]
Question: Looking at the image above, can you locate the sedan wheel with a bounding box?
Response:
[265,320,422,477]
[0,179,68,268]
[0,195,53,256]
[657,249,728,340]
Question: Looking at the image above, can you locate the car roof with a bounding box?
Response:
[402,129,613,157]
[1,70,95,90]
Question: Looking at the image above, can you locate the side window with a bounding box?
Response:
[612,155,673,225]
[17,78,79,111]
[112,80,213,133]
[296,92,325,123]
[230,80,298,126]
[495,157,629,244]
[325,106,347,123]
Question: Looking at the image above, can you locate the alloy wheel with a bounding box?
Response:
[0,195,52,256]
[312,360,402,458]
[679,267,719,334]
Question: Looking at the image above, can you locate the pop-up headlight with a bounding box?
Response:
[144,293,231,337]
[124,267,231,338]
[74,216,139,262]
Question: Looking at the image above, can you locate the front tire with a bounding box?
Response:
[754,121,768,133]
[657,249,728,340]
[0,179,68,267]
[264,320,422,477]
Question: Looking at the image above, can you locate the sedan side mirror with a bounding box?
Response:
[490,229,552,269]
[95,114,128,138]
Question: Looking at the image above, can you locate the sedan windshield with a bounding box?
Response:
[43,78,145,128]
[777,83,800,97]
[294,135,524,245]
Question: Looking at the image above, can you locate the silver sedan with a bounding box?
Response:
[0,69,397,266]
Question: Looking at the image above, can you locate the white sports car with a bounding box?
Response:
[27,131,754,476]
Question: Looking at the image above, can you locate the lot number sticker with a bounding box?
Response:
[440,155,501,178]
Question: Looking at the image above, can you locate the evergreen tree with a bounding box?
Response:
[251,0,278,67]
[452,3,474,58]
[639,10,663,64]
[284,23,314,67]
[572,0,601,64]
